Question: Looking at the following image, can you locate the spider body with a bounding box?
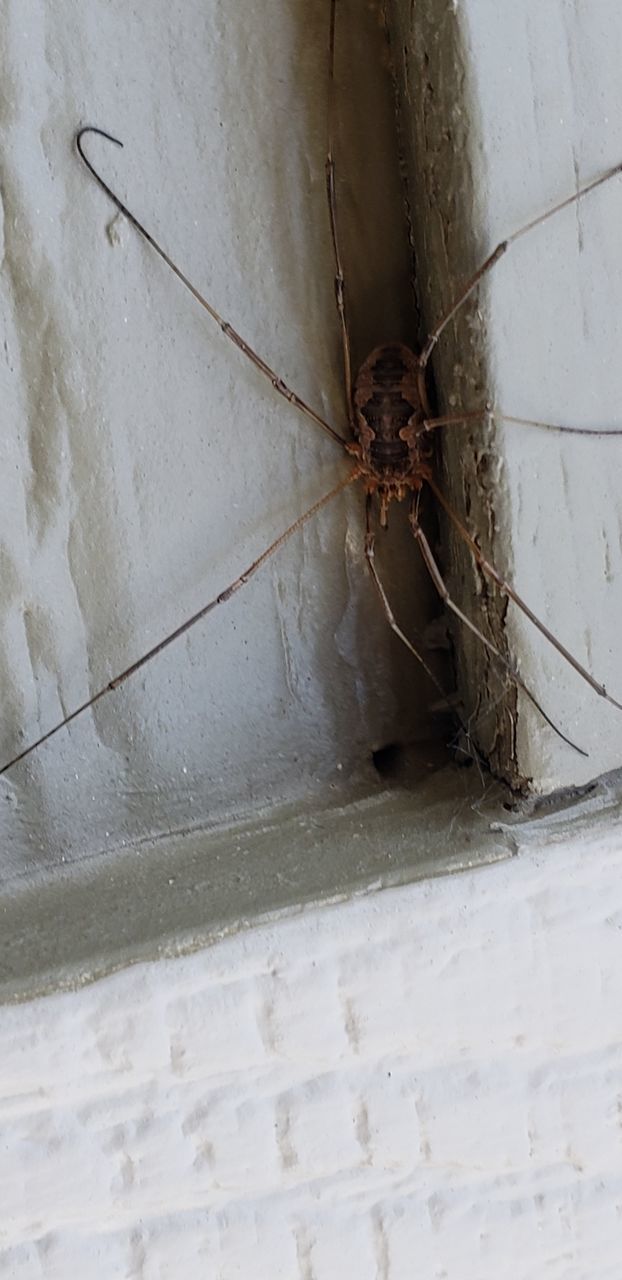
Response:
[351,342,433,525]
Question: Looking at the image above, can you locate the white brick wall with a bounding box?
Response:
[2,817,622,1277]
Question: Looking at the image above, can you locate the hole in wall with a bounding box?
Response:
[371,742,406,779]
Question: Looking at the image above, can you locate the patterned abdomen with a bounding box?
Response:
[352,343,423,479]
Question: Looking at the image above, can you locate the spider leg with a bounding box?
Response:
[1,471,358,777]
[428,478,622,714]
[76,126,348,451]
[419,159,622,371]
[325,0,355,435]
[409,495,588,756]
[363,493,452,706]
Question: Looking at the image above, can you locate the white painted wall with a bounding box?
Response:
[0,0,440,872]
[398,0,622,791]
[465,0,622,790]
[3,6,622,1275]
[3,0,622,883]
[2,814,622,1277]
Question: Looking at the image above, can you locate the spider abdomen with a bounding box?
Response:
[352,342,423,480]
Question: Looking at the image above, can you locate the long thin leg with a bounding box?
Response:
[0,471,358,778]
[493,412,622,437]
[428,477,622,714]
[420,408,622,438]
[363,494,451,706]
[76,127,348,452]
[325,0,355,433]
[409,497,587,755]
[419,158,622,370]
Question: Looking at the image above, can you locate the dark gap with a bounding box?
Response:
[372,741,405,778]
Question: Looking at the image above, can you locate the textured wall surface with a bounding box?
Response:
[3,7,622,1272]
[2,817,622,1277]
[397,0,622,791]
[0,0,442,872]
[3,0,622,886]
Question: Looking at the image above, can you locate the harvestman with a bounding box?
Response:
[2,0,622,777]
